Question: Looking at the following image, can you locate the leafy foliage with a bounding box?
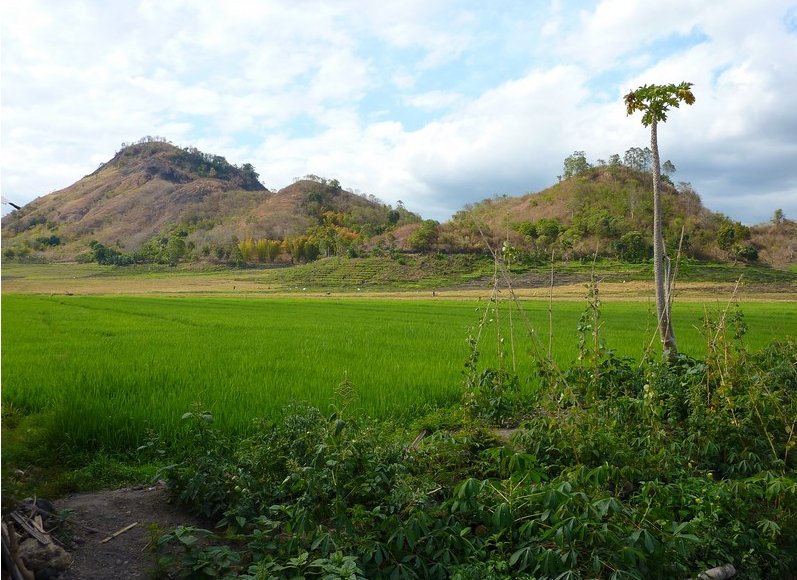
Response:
[613,230,651,262]
[562,151,591,179]
[408,220,440,252]
[624,82,696,126]
[623,146,652,172]
[88,240,135,266]
[158,302,797,579]
[136,228,189,265]
[32,234,62,250]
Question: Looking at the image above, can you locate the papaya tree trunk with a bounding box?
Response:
[650,119,678,360]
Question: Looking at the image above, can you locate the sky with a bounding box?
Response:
[2,0,797,224]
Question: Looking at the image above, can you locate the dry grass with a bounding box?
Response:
[4,263,795,302]
[752,220,797,267]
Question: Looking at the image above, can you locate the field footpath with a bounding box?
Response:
[3,270,796,302]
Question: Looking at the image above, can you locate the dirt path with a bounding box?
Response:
[55,483,203,580]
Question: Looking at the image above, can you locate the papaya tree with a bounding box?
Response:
[624,82,695,360]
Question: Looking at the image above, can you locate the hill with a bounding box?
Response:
[3,142,793,269]
[437,164,778,265]
[1,140,419,263]
[2,141,270,258]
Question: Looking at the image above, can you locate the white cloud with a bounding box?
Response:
[2,0,796,224]
[391,70,417,90]
[560,0,705,71]
[404,90,462,111]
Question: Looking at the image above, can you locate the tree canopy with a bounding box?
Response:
[624,82,696,126]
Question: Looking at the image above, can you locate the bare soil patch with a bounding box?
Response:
[55,483,203,580]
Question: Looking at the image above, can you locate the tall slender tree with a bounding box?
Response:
[624,82,695,360]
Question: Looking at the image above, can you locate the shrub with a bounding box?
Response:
[88,240,135,266]
[734,243,758,261]
[408,220,440,252]
[614,230,651,262]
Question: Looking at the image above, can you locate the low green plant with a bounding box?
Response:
[156,526,243,578]
[461,295,529,426]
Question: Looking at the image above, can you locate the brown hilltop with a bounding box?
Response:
[227,178,409,241]
[1,142,412,259]
[2,141,270,254]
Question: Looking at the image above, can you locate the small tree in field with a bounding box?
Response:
[625,82,695,361]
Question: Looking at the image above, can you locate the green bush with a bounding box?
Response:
[88,240,135,266]
[614,230,651,262]
[734,243,759,261]
[409,220,440,252]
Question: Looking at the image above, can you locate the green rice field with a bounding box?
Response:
[2,294,796,454]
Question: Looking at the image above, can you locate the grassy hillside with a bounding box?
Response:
[1,141,269,254]
[3,142,793,272]
[268,254,495,290]
[1,141,418,263]
[441,165,768,266]
[751,218,797,268]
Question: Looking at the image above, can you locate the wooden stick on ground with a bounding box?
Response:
[32,515,45,535]
[9,512,51,545]
[99,522,138,544]
[27,505,103,535]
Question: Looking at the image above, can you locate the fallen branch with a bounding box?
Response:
[22,505,103,535]
[9,512,51,545]
[100,522,138,544]
[409,430,427,450]
[32,515,45,535]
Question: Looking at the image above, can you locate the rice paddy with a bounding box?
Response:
[2,293,795,455]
